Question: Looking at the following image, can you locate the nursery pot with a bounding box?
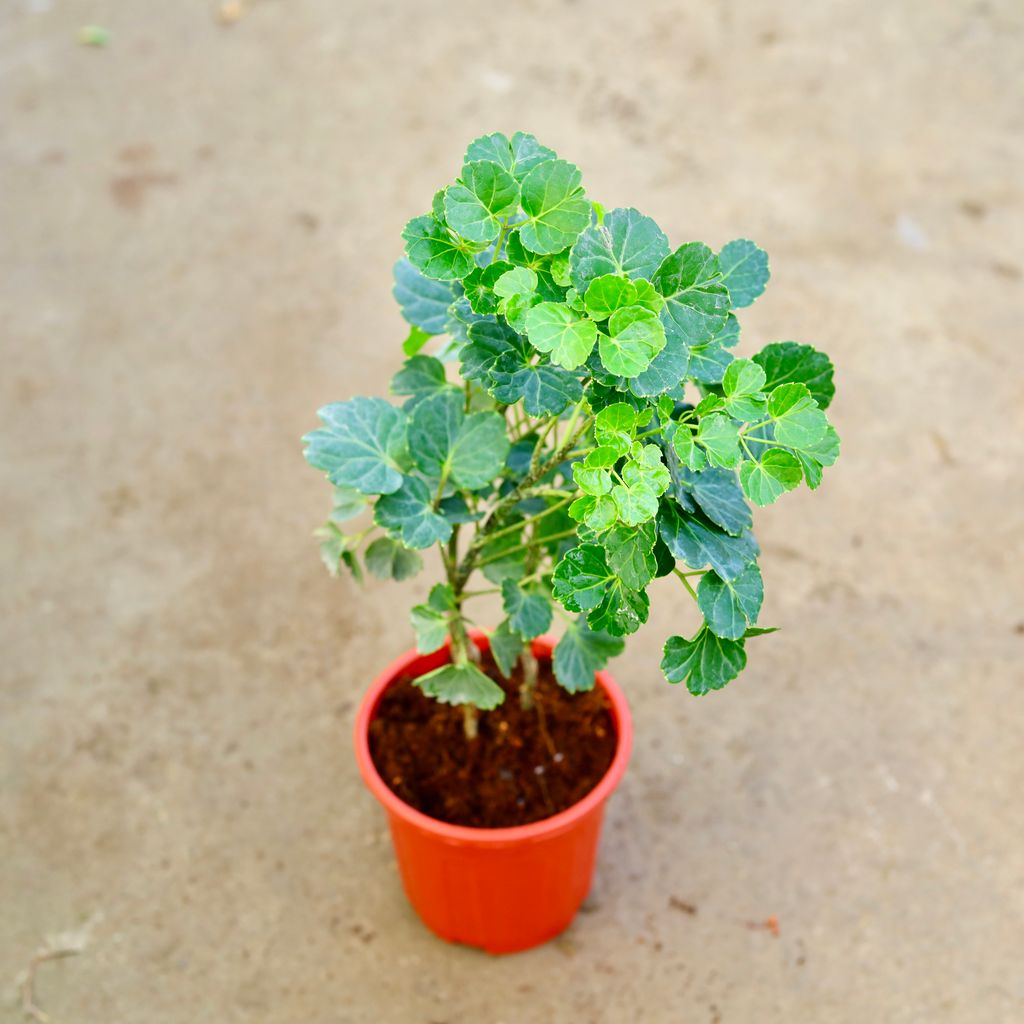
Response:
[353,630,632,955]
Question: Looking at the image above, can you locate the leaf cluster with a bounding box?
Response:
[304,132,840,705]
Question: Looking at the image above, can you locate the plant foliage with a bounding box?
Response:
[304,132,840,706]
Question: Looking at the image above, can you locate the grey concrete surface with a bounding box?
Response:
[2,1,1022,1021]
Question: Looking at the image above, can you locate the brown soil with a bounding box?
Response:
[368,650,617,828]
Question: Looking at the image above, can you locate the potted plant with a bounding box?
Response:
[303,131,840,954]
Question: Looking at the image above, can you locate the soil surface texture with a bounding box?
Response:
[369,652,617,828]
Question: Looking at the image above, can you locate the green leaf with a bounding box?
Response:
[501,579,553,639]
[611,478,659,526]
[489,354,583,416]
[569,207,670,292]
[390,355,450,405]
[403,326,432,356]
[739,448,804,506]
[657,500,758,581]
[718,239,770,308]
[460,319,526,384]
[410,583,454,653]
[364,536,423,581]
[465,131,556,183]
[414,661,506,709]
[393,259,456,334]
[675,466,752,537]
[490,619,525,678]
[630,335,690,397]
[696,414,741,468]
[518,159,591,255]
[402,214,476,281]
[374,476,452,549]
[714,312,741,348]
[768,383,829,450]
[623,444,671,496]
[462,260,515,315]
[444,161,520,244]
[723,358,767,401]
[667,422,706,472]
[524,301,598,370]
[652,242,730,346]
[552,543,615,612]
[794,424,841,490]
[583,274,638,320]
[303,397,408,496]
[588,578,649,636]
[493,265,539,300]
[314,522,362,580]
[573,462,612,496]
[687,341,734,384]
[753,341,836,409]
[328,486,367,523]
[553,617,624,692]
[661,627,747,695]
[602,521,657,589]
[697,564,763,640]
[478,523,527,583]
[409,391,509,490]
[600,305,667,376]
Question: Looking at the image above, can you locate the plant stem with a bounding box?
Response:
[476,494,574,546]
[475,527,578,567]
[673,567,699,600]
[519,645,539,709]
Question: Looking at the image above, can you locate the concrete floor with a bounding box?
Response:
[2,1,1022,1021]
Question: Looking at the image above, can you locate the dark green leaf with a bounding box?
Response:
[390,355,450,405]
[501,579,553,639]
[374,476,452,549]
[602,521,657,589]
[489,353,583,416]
[687,341,734,383]
[630,335,690,397]
[460,319,526,384]
[553,617,624,692]
[462,261,515,315]
[676,466,752,536]
[552,543,615,612]
[364,536,423,581]
[414,661,506,709]
[661,627,747,695]
[718,239,770,308]
[588,578,649,636]
[753,341,836,409]
[392,258,456,334]
[490,619,525,678]
[697,563,763,640]
[657,500,759,580]
[303,397,407,495]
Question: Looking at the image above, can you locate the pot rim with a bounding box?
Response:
[353,628,633,846]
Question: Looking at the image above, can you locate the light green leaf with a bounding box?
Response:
[553,617,624,693]
[696,414,741,468]
[403,326,432,356]
[652,242,730,346]
[718,239,770,308]
[462,260,515,315]
[364,536,423,581]
[501,579,553,639]
[314,522,362,580]
[444,160,520,244]
[661,627,747,695]
[409,391,509,489]
[410,583,454,653]
[414,661,506,709]
[633,279,666,314]
[739,448,803,506]
[465,131,556,183]
[587,578,649,636]
[599,305,667,376]
[611,479,659,526]
[328,486,367,523]
[374,476,452,549]
[573,463,612,496]
[753,341,836,409]
[584,274,638,320]
[668,422,706,471]
[402,214,476,281]
[602,521,657,589]
[493,265,539,300]
[490,619,525,678]
[392,259,456,334]
[794,424,841,490]
[518,159,591,255]
[768,383,829,450]
[303,397,407,495]
[657,500,759,581]
[569,207,670,292]
[525,301,598,370]
[623,444,671,496]
[723,358,767,400]
[697,564,763,640]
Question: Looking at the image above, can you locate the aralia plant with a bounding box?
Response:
[304,131,839,739]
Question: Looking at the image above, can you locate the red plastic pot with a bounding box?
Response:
[353,629,632,954]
